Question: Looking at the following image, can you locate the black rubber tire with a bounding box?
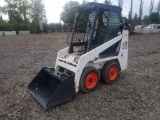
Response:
[101,61,120,84]
[79,66,100,93]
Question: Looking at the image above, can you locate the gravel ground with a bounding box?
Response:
[0,33,160,120]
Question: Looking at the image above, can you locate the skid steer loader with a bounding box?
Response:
[28,2,128,109]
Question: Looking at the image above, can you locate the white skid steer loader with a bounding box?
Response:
[28,2,128,109]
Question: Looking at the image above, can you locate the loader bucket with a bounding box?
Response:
[28,67,74,109]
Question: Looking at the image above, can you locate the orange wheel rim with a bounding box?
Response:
[85,72,98,89]
[108,66,118,81]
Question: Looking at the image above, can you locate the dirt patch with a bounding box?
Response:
[0,33,160,120]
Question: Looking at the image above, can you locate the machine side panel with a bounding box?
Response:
[118,30,128,71]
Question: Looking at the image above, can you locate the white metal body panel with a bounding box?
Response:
[55,30,128,93]
[118,30,128,70]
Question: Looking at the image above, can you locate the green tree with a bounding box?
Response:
[61,1,79,28]
[118,0,123,7]
[0,6,2,24]
[128,0,133,23]
[2,0,31,23]
[0,15,3,24]
[82,0,89,3]
[149,12,159,24]
[133,13,139,25]
[30,0,47,23]
[104,0,112,5]
[149,0,154,15]
[62,23,67,32]
[157,0,160,15]
[49,23,55,32]
[55,23,62,32]
[48,23,63,32]
[128,11,132,23]
[3,0,23,23]
[143,15,149,25]
[139,0,143,23]
[0,6,2,14]
[19,0,31,23]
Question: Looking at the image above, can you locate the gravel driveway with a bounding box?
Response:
[0,33,160,120]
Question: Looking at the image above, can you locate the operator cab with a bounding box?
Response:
[68,2,122,55]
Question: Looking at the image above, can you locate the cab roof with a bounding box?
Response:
[72,2,122,12]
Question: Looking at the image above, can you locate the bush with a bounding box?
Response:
[48,23,63,32]
[49,23,55,32]
[0,22,13,31]
[0,22,30,34]
[43,23,49,33]
[0,22,64,33]
[13,23,30,34]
